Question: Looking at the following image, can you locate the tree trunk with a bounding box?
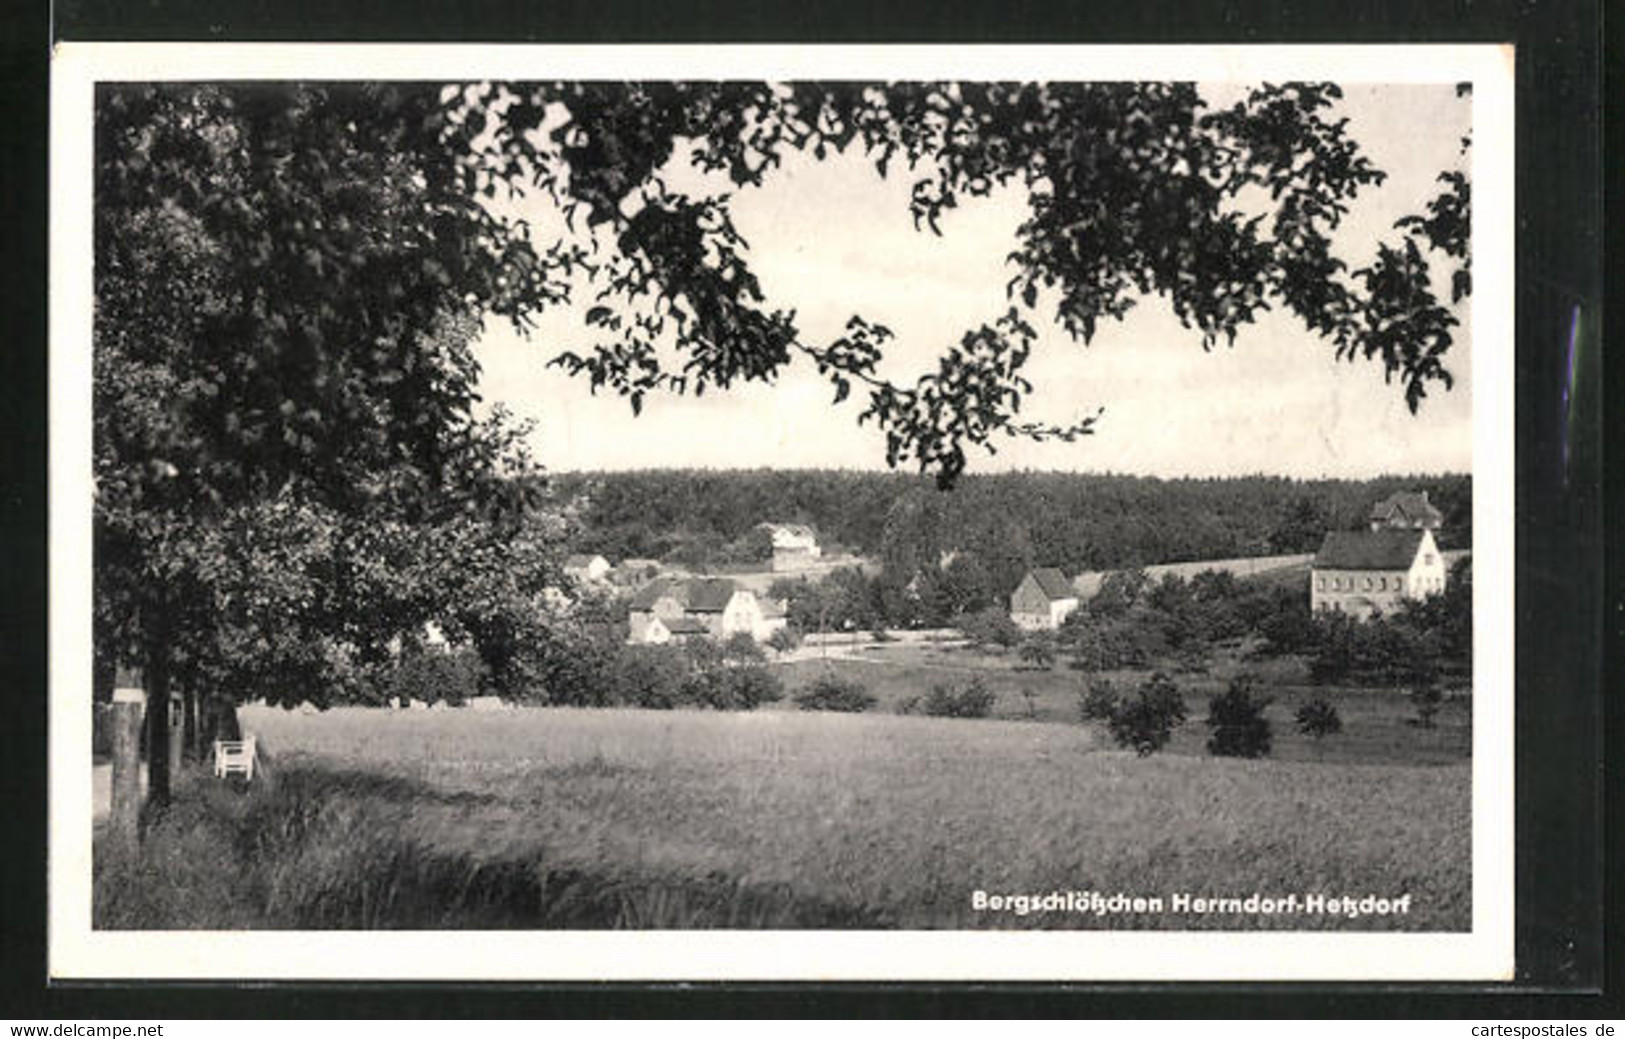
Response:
[180,669,199,764]
[109,666,144,850]
[143,637,172,808]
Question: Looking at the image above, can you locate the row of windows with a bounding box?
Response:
[1315,574,1445,594]
[1318,574,1400,592]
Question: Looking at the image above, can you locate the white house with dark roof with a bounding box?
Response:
[564,553,612,583]
[1311,529,1447,619]
[627,576,786,644]
[1368,490,1444,531]
[1009,567,1081,630]
[761,523,821,572]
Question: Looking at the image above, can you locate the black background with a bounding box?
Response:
[1,0,1610,1018]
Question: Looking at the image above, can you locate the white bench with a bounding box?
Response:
[213,736,257,781]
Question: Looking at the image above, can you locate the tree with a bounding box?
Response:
[765,625,803,656]
[95,83,561,804]
[1018,632,1057,670]
[1410,680,1444,729]
[1204,676,1274,758]
[1269,496,1333,554]
[495,82,1471,486]
[1107,672,1187,756]
[1295,697,1343,744]
[722,630,767,666]
[793,674,877,713]
[1078,678,1120,722]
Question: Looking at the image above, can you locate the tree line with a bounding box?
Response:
[557,468,1471,592]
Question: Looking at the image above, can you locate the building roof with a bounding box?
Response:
[1025,567,1076,601]
[660,617,711,635]
[683,578,741,613]
[1369,491,1443,526]
[1313,530,1427,570]
[629,576,741,613]
[629,577,682,610]
[564,553,605,569]
[761,522,817,540]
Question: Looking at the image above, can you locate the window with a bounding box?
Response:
[1317,576,1326,590]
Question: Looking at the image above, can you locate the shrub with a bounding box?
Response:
[717,665,785,710]
[957,607,1021,650]
[765,626,803,655]
[1410,681,1443,728]
[384,647,486,707]
[609,645,690,709]
[1078,678,1119,722]
[1018,633,1057,670]
[916,677,997,719]
[1106,672,1186,756]
[1205,676,1274,758]
[793,674,877,713]
[721,631,767,666]
[682,636,726,673]
[1295,697,1343,740]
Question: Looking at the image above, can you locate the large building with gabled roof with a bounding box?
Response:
[1009,567,1081,631]
[1368,490,1444,531]
[1311,528,1447,619]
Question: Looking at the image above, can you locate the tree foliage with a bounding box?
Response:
[1107,672,1187,756]
[1295,697,1343,741]
[480,81,1473,486]
[1204,676,1274,758]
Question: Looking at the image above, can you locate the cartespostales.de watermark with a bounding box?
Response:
[969,889,1414,919]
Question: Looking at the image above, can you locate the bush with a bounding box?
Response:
[721,631,767,666]
[716,665,785,710]
[609,645,690,709]
[1018,633,1057,670]
[957,607,1021,650]
[1410,682,1443,728]
[1106,672,1186,756]
[1078,678,1119,722]
[765,626,803,655]
[1204,676,1274,758]
[793,675,877,713]
[384,647,486,707]
[916,677,997,719]
[1295,697,1343,740]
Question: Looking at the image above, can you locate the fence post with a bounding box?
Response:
[110,666,145,848]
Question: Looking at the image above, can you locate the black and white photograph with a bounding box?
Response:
[49,44,1516,982]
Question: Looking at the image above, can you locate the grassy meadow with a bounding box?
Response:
[95,696,1470,931]
[775,640,1471,766]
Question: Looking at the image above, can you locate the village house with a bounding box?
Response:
[627,576,787,644]
[1310,528,1447,620]
[1009,567,1081,631]
[1367,490,1444,531]
[563,553,612,583]
[761,523,821,572]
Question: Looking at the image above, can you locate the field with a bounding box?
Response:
[774,638,1471,766]
[95,693,1470,931]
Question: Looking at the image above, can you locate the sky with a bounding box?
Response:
[473,82,1474,479]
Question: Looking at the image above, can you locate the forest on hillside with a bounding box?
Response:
[548,470,1472,594]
